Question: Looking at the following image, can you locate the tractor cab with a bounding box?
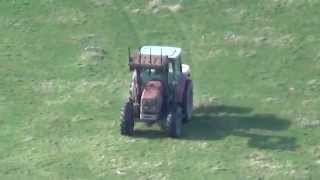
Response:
[140,46,182,94]
[121,46,193,138]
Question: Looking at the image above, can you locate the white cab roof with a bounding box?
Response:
[140,46,182,59]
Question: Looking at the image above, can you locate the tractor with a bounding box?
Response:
[120,46,193,138]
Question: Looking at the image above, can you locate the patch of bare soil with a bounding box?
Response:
[79,46,106,66]
[147,0,183,14]
[90,0,112,7]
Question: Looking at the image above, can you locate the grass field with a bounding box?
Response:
[1,0,320,179]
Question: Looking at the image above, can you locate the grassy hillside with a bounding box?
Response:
[1,0,320,179]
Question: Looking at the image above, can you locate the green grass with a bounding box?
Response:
[1,0,320,179]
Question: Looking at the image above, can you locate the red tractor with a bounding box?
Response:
[121,46,193,138]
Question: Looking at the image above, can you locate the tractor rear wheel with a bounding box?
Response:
[120,101,134,136]
[166,106,183,138]
[182,81,193,123]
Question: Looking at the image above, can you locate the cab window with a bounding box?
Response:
[168,62,174,82]
[173,59,181,80]
[140,68,163,85]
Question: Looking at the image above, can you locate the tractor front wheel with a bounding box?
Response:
[120,101,134,136]
[166,106,183,138]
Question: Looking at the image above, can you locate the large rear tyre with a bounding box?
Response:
[120,101,134,136]
[182,81,193,123]
[167,106,183,138]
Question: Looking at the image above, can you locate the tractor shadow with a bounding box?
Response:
[134,104,298,151]
[183,104,298,151]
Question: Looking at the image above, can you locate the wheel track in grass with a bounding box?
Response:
[112,1,141,81]
[166,2,192,66]
[113,0,141,47]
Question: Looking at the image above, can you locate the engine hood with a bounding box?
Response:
[141,81,163,100]
[140,81,164,114]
